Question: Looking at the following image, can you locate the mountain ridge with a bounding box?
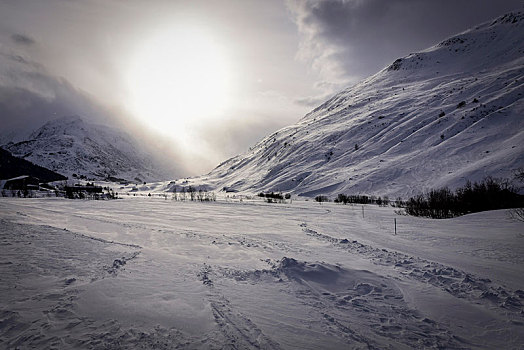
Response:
[0,146,67,183]
[181,11,524,198]
[3,116,174,183]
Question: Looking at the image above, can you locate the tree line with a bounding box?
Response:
[405,177,522,218]
[171,186,216,202]
[315,173,523,219]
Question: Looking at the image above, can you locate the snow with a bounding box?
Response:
[1,196,522,349]
[1,11,523,350]
[184,12,524,199]
[2,116,175,183]
[2,175,31,181]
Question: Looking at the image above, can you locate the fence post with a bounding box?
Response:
[394,218,397,235]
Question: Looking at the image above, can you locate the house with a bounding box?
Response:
[2,175,39,190]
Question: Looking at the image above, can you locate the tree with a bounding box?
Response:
[188,186,196,201]
[315,195,329,203]
[510,168,524,222]
[334,194,349,204]
[511,207,524,222]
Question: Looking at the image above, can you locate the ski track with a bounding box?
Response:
[0,215,290,349]
[198,264,283,350]
[211,258,468,349]
[1,199,523,349]
[0,219,149,349]
[299,222,524,319]
[10,201,307,256]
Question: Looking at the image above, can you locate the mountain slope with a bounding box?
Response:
[188,11,524,198]
[3,116,172,183]
[0,147,67,182]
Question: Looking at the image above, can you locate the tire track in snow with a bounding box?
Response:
[300,222,524,318]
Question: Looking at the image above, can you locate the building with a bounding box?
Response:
[2,175,39,190]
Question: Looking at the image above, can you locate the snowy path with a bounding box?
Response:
[0,197,522,349]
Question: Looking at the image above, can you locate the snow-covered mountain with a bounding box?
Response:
[2,116,173,183]
[187,12,524,198]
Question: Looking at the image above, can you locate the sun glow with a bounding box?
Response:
[126,23,232,137]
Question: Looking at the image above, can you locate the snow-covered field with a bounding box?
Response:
[0,197,522,349]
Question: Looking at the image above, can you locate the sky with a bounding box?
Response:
[0,0,521,177]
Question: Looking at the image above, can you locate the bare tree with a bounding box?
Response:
[510,168,524,222]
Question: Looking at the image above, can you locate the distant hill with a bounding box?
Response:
[2,116,173,183]
[186,11,524,198]
[0,147,67,182]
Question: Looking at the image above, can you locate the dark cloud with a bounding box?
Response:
[288,0,523,90]
[0,73,118,141]
[11,33,35,46]
[0,48,109,135]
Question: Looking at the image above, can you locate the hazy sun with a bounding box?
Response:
[126,23,232,136]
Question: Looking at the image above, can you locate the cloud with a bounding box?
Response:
[294,93,334,107]
[0,40,187,178]
[0,48,110,133]
[287,0,523,91]
[287,0,404,86]
[11,33,35,46]
[183,89,307,172]
[196,113,286,170]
